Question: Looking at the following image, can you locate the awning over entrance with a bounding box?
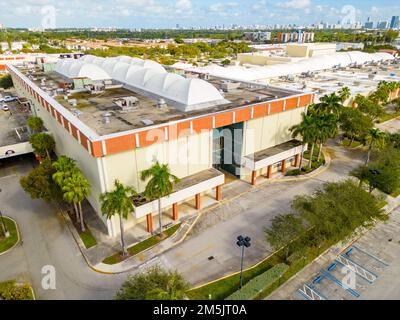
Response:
[243,139,303,171]
[133,167,225,219]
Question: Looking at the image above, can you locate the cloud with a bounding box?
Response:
[276,0,311,9]
[175,0,192,14]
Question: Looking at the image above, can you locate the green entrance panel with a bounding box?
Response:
[212,122,244,177]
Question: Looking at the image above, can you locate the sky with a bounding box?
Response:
[0,0,398,29]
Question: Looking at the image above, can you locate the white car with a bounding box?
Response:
[2,104,9,111]
[3,96,17,102]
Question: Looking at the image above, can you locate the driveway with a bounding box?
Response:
[160,142,366,285]
[0,141,366,298]
[0,158,126,299]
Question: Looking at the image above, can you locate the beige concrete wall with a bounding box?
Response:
[12,76,106,226]
[104,130,212,195]
[237,53,294,66]
[241,107,305,181]
[103,130,212,232]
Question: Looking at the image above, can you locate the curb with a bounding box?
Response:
[63,151,333,274]
[189,194,400,295]
[0,216,20,256]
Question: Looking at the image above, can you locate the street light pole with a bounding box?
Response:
[0,188,10,238]
[236,235,251,289]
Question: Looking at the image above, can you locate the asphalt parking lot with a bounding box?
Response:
[268,206,400,300]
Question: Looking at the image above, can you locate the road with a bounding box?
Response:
[160,142,366,285]
[0,142,366,299]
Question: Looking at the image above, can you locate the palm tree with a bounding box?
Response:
[364,128,386,165]
[62,173,91,232]
[338,86,351,104]
[52,156,80,185]
[141,162,180,237]
[315,113,338,162]
[100,180,137,257]
[290,112,318,170]
[145,271,189,300]
[314,93,344,117]
[53,156,81,220]
[29,133,55,160]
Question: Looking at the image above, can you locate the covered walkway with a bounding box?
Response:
[133,168,224,234]
[243,139,303,185]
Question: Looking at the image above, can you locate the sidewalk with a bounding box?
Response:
[62,152,331,274]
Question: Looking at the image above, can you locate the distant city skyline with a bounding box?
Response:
[0,0,399,29]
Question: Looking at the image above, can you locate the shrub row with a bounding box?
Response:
[0,280,33,300]
[225,263,289,300]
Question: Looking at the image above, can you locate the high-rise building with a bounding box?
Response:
[364,17,374,29]
[390,16,399,29]
[377,21,389,30]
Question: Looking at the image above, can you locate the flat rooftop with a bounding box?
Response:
[269,61,400,102]
[0,90,31,147]
[16,65,298,137]
[247,139,302,162]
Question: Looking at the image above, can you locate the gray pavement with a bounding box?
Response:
[159,142,367,286]
[0,157,126,299]
[267,205,400,300]
[0,140,378,299]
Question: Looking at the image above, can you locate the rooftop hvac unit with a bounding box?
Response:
[102,112,112,124]
[157,98,167,109]
[141,119,154,126]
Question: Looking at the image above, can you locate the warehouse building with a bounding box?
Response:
[7,55,313,237]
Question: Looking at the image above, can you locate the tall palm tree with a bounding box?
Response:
[290,112,318,170]
[315,113,338,162]
[364,128,386,165]
[338,86,351,104]
[62,173,91,232]
[53,156,81,220]
[314,93,344,117]
[141,162,180,237]
[99,180,137,257]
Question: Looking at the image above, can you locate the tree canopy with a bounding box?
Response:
[116,266,189,300]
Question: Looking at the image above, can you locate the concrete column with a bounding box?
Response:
[216,185,222,201]
[251,170,257,186]
[294,153,301,167]
[146,213,153,233]
[281,159,286,174]
[172,203,178,221]
[195,193,201,210]
[267,165,273,179]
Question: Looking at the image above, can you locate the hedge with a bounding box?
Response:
[0,280,34,300]
[225,263,289,300]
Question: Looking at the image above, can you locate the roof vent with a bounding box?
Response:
[157,98,167,109]
[141,119,154,126]
[102,112,112,124]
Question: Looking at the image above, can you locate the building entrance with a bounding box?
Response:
[212,122,244,178]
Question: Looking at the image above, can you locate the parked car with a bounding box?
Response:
[2,104,9,111]
[3,96,17,102]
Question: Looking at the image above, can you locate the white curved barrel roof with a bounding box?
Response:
[185,51,395,82]
[54,55,227,111]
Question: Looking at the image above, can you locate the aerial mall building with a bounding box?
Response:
[7,55,312,237]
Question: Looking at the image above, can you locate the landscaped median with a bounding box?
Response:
[0,217,19,254]
[66,209,97,249]
[186,240,332,300]
[102,223,181,265]
[0,280,34,300]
